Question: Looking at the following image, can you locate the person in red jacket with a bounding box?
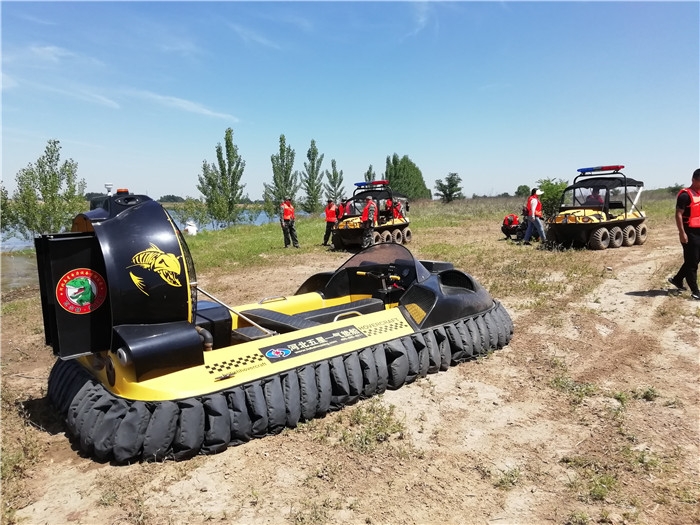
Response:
[521,188,547,245]
[360,195,378,248]
[322,199,337,246]
[280,197,299,248]
[336,201,345,220]
[501,213,520,240]
[668,168,700,300]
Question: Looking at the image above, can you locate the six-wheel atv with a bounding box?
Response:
[331,180,411,250]
[546,165,648,250]
[35,188,513,462]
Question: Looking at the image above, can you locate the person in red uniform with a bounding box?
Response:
[322,199,337,246]
[585,187,604,205]
[280,197,299,248]
[668,168,700,300]
[360,195,378,248]
[501,213,520,240]
[336,201,345,220]
[521,188,547,245]
[392,199,404,219]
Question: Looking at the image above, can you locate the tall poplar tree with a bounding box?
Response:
[384,153,431,199]
[263,134,300,217]
[197,127,246,228]
[300,139,324,214]
[323,159,346,202]
[363,164,376,182]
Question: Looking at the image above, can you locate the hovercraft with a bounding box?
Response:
[35,189,514,463]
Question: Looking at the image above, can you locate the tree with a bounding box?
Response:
[384,154,431,199]
[263,134,300,217]
[515,185,530,198]
[85,192,106,201]
[324,159,346,202]
[196,127,246,229]
[536,178,568,218]
[669,183,683,195]
[1,139,86,240]
[299,139,324,214]
[364,165,376,182]
[158,194,185,203]
[178,197,209,229]
[434,173,464,203]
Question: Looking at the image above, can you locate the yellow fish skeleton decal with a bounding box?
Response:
[128,243,182,295]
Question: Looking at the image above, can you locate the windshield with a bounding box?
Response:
[335,243,431,283]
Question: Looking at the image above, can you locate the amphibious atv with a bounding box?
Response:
[36,189,513,463]
[331,180,411,250]
[546,165,648,250]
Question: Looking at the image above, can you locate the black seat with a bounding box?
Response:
[296,298,385,323]
[239,308,320,334]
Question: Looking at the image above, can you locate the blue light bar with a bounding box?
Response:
[577,165,624,174]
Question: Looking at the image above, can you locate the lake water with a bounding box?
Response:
[1,251,38,292]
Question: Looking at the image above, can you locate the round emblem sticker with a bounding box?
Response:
[265,348,292,359]
[56,268,107,314]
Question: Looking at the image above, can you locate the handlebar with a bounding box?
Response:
[356,270,400,281]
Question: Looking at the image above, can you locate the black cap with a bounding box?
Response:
[283,196,290,201]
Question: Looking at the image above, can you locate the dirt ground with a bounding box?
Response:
[2,220,698,525]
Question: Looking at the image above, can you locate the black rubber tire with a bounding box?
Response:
[314,360,333,416]
[391,229,403,244]
[402,227,412,243]
[433,326,451,371]
[385,339,409,389]
[201,394,231,455]
[464,317,482,356]
[331,234,344,250]
[381,231,392,243]
[244,381,268,437]
[622,225,636,247]
[142,401,179,461]
[281,370,301,428]
[263,375,287,435]
[228,387,253,444]
[609,226,623,248]
[483,311,500,350]
[372,231,381,245]
[113,401,151,463]
[410,332,430,377]
[401,336,420,384]
[589,227,610,250]
[635,223,648,245]
[172,398,205,460]
[455,320,475,361]
[358,347,379,397]
[297,365,319,421]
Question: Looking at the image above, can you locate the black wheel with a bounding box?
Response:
[372,231,381,245]
[402,227,412,243]
[380,231,392,243]
[589,227,610,250]
[331,234,344,250]
[391,229,403,244]
[622,225,636,247]
[635,223,648,245]
[609,226,623,248]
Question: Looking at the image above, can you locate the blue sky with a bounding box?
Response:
[2,1,698,201]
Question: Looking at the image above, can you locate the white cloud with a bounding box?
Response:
[29,45,78,63]
[228,23,281,50]
[132,90,238,121]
